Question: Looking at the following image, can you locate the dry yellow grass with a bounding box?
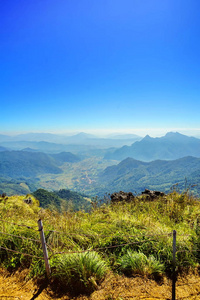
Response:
[1,268,200,300]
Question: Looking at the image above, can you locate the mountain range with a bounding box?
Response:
[0,131,200,197]
[104,132,200,161]
[0,132,142,150]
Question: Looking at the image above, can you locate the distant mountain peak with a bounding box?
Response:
[143,134,152,140]
[72,132,96,139]
[165,131,183,137]
[164,132,189,140]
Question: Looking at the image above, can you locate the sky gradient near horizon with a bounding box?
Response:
[1,0,200,136]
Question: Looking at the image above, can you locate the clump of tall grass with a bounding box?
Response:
[118,250,164,278]
[51,251,108,293]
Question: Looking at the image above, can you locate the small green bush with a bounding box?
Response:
[118,250,164,277]
[51,251,108,293]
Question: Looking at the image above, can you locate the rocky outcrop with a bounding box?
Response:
[110,189,165,203]
[23,197,33,204]
[110,191,135,203]
[141,189,165,200]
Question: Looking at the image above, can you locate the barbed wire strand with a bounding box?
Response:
[0,231,41,243]
[51,239,157,257]
[46,229,174,239]
[0,246,44,260]
[0,218,38,231]
[0,218,193,238]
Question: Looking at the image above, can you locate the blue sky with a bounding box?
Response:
[1,0,200,136]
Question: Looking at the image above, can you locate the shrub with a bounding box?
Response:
[51,251,108,293]
[118,250,164,277]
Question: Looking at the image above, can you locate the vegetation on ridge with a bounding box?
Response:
[0,190,200,295]
[32,188,91,211]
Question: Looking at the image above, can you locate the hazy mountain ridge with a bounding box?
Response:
[0,132,142,149]
[104,132,200,161]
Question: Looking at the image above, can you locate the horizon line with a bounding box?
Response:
[1,128,200,138]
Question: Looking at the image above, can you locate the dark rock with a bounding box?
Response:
[23,197,33,204]
[110,191,135,203]
[141,189,165,200]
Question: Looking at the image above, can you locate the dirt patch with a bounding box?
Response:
[0,269,200,300]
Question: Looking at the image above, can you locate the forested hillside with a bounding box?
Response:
[98,156,200,195]
[0,151,62,178]
[32,188,91,211]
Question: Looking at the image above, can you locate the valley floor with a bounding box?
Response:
[1,269,200,300]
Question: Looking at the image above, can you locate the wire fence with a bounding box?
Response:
[0,218,197,257]
[0,218,38,231]
[0,246,44,259]
[0,218,200,300]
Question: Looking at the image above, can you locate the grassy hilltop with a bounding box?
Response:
[0,190,200,296]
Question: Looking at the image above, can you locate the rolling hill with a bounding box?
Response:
[98,156,200,195]
[0,151,62,178]
[50,152,81,164]
[0,150,81,195]
[0,150,80,178]
[32,188,91,211]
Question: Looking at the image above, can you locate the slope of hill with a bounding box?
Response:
[104,132,200,161]
[0,146,8,151]
[50,152,81,164]
[0,177,38,195]
[98,156,200,195]
[0,150,82,195]
[0,151,62,178]
[32,188,90,211]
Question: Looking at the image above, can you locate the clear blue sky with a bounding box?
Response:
[1,0,200,136]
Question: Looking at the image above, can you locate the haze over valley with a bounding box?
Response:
[0,131,200,198]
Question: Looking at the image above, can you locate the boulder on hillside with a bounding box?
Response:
[110,191,135,203]
[23,196,33,204]
[141,189,165,200]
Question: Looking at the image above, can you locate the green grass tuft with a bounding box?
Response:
[118,250,164,277]
[51,251,108,293]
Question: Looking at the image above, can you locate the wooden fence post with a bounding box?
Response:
[38,219,51,278]
[172,230,176,300]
